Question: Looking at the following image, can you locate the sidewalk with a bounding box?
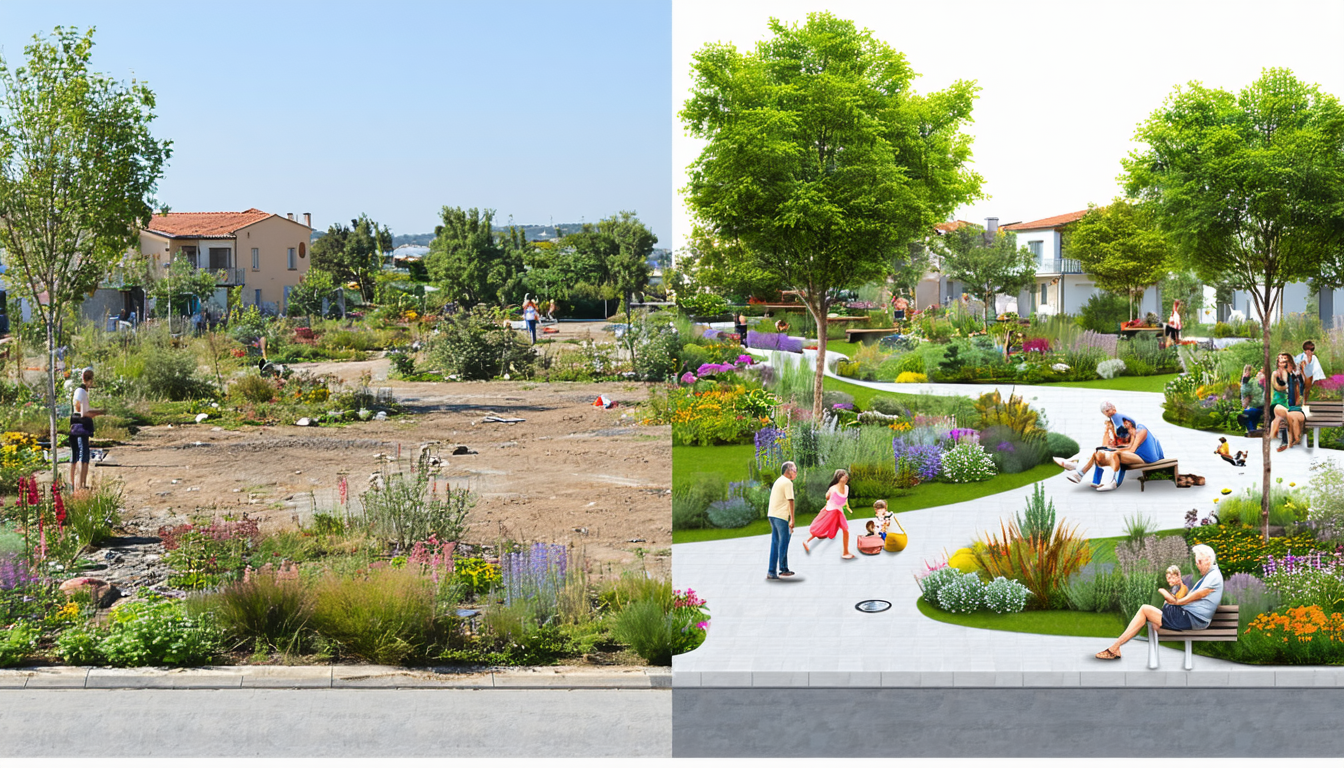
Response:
[673,353,1335,685]
[0,664,669,689]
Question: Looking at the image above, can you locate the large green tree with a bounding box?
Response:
[424,207,526,308]
[1064,199,1170,319]
[0,27,171,477]
[681,12,983,418]
[930,225,1036,329]
[1122,68,1344,539]
[309,213,390,303]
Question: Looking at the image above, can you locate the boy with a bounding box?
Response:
[1159,565,1189,604]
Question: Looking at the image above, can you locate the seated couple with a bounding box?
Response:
[1054,400,1164,492]
[1096,545,1224,660]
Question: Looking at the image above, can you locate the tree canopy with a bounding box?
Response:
[424,207,527,308]
[930,225,1036,328]
[1064,199,1170,319]
[1121,67,1344,538]
[681,12,984,418]
[0,26,171,475]
[309,214,390,302]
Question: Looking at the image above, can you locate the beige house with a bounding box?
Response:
[138,208,314,314]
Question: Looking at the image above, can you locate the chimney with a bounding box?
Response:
[986,217,999,234]
[303,212,311,228]
[287,213,295,221]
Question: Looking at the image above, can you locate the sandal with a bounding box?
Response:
[802,540,811,554]
[1095,648,1121,660]
[1276,443,1289,453]
[841,553,855,560]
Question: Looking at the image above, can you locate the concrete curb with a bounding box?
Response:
[0,665,670,690]
[672,668,1344,688]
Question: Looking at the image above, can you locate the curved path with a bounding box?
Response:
[673,349,1338,683]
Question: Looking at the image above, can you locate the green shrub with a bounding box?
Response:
[918,566,960,608]
[821,389,855,409]
[598,572,673,613]
[983,577,1030,613]
[868,395,907,417]
[64,483,122,551]
[142,344,213,401]
[424,306,536,380]
[356,463,475,550]
[975,520,1091,609]
[1044,432,1079,459]
[98,600,223,667]
[610,599,682,666]
[1016,483,1056,542]
[1077,291,1130,334]
[55,624,104,665]
[1118,569,1162,622]
[679,344,709,373]
[706,497,755,528]
[231,374,276,404]
[310,567,445,665]
[671,474,724,530]
[938,571,986,613]
[213,570,314,652]
[0,621,38,667]
[1065,563,1125,613]
[848,462,898,499]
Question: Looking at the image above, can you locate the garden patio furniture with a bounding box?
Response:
[1304,400,1343,450]
[1130,457,1180,491]
[1146,604,1239,669]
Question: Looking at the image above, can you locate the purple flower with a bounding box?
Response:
[680,372,697,385]
[832,403,854,411]
[893,437,942,480]
[996,441,1015,452]
[736,355,754,366]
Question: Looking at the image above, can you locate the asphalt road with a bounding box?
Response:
[0,689,670,757]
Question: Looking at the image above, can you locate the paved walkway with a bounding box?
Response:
[674,350,1339,685]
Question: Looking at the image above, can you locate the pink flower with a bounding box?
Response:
[680,372,697,385]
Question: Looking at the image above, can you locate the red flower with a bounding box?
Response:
[52,483,66,527]
[26,476,38,506]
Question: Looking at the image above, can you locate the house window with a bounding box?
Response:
[180,245,198,267]
[287,248,296,270]
[255,289,262,306]
[1040,283,1048,306]
[251,248,259,270]
[208,247,231,270]
[1028,241,1043,258]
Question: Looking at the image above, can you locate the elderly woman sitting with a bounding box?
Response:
[1095,544,1224,660]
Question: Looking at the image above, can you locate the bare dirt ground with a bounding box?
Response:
[89,331,671,577]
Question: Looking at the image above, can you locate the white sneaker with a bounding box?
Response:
[1095,481,1118,492]
[1054,457,1078,471]
[1065,470,1083,484]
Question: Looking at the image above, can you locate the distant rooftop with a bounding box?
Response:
[145,208,308,238]
[1002,210,1089,231]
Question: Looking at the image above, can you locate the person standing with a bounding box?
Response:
[767,462,797,580]
[1238,364,1266,435]
[69,368,103,491]
[546,298,558,323]
[522,298,540,344]
[892,294,909,323]
[1162,299,1182,349]
[1296,340,1326,401]
[734,312,749,347]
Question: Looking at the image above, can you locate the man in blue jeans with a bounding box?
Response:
[766,462,797,580]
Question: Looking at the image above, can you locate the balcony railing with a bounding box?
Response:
[1038,257,1083,275]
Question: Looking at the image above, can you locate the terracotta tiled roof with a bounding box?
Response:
[933,220,976,233]
[1001,210,1089,231]
[145,208,275,238]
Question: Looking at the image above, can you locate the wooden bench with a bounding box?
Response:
[1147,604,1239,670]
[1305,399,1343,450]
[1131,457,1179,491]
[1117,325,1162,339]
[846,327,901,344]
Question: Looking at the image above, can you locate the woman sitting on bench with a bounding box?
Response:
[1093,416,1164,492]
[1096,544,1223,661]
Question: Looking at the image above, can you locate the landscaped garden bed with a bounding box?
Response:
[917,463,1344,665]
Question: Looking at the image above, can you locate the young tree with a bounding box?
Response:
[148,252,222,326]
[1122,68,1344,539]
[682,13,983,419]
[1064,199,1170,319]
[424,207,525,307]
[0,27,171,478]
[930,225,1036,329]
[309,213,390,302]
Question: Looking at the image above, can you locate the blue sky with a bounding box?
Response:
[0,0,671,242]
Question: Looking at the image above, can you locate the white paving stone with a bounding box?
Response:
[674,359,1341,686]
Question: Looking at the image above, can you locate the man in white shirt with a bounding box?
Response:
[767,462,797,580]
[1296,340,1326,401]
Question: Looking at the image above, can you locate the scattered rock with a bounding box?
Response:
[628,538,646,543]
[451,445,476,455]
[195,413,209,423]
[497,441,518,449]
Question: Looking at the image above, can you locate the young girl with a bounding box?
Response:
[804,469,854,559]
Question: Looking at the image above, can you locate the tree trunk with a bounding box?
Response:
[45,315,59,483]
[1258,285,1275,542]
[804,291,827,422]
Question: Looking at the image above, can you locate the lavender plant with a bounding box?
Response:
[502,543,570,624]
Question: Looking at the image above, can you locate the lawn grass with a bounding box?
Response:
[672,444,756,485]
[1039,373,1177,393]
[916,598,1128,638]
[672,462,1062,544]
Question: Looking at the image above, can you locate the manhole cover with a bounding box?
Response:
[855,600,891,613]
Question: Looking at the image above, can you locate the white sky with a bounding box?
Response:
[671,0,1344,252]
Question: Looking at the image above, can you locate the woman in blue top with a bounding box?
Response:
[1094,416,1163,492]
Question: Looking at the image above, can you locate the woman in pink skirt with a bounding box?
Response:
[803,469,854,559]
